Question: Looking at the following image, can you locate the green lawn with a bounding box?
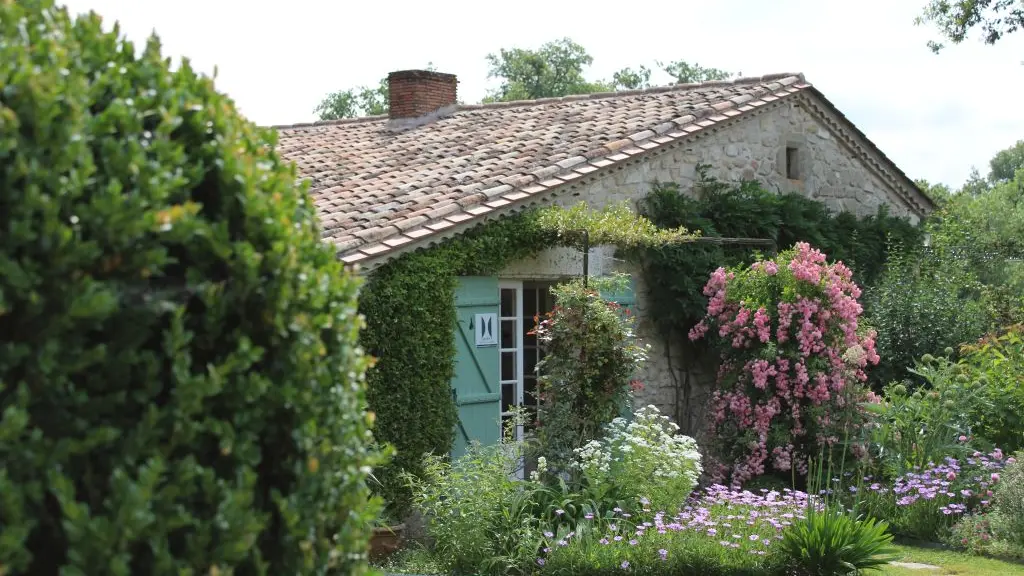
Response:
[377,543,1024,575]
[881,544,1024,575]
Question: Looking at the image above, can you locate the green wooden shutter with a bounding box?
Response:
[600,276,638,420]
[600,275,637,315]
[451,277,502,459]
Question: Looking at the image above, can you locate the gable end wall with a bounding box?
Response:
[501,97,921,435]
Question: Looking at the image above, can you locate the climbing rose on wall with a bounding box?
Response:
[690,243,880,486]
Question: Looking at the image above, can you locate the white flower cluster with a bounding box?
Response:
[529,456,548,482]
[573,405,702,511]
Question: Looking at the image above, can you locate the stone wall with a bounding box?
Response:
[499,97,922,436]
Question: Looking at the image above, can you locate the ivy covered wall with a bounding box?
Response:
[357,204,692,516]
[634,168,923,434]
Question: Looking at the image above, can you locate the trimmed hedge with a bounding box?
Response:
[0,1,377,573]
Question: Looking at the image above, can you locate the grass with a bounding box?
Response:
[881,544,1024,575]
[373,546,444,575]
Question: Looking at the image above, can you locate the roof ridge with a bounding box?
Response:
[272,72,806,130]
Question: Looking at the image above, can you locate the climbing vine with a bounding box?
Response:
[637,165,923,432]
[359,202,688,516]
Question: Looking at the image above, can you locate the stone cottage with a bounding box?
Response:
[275,69,934,452]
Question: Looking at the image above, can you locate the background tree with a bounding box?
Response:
[609,60,735,90]
[314,62,437,120]
[483,37,610,101]
[659,59,734,83]
[314,78,389,120]
[915,178,954,205]
[917,0,1024,52]
[610,65,653,90]
[989,139,1024,182]
[316,39,732,115]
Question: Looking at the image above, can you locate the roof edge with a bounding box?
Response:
[272,73,806,130]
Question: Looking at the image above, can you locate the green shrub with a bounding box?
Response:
[991,452,1024,546]
[865,244,989,388]
[863,358,982,477]
[408,434,545,575]
[574,405,701,513]
[0,1,376,573]
[534,276,649,475]
[780,512,895,576]
[359,256,460,517]
[781,455,896,576]
[958,326,1024,452]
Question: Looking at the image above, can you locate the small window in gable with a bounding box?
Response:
[786,146,799,179]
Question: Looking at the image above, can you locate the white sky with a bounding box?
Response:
[60,0,1024,189]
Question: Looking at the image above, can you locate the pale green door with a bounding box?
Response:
[452,277,502,459]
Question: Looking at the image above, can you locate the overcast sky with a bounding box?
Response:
[60,0,1024,189]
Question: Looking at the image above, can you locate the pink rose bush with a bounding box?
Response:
[690,243,881,486]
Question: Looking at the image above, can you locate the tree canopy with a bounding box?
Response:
[314,38,732,120]
[917,0,1024,52]
[989,139,1024,183]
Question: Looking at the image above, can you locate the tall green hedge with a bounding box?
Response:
[0,1,377,573]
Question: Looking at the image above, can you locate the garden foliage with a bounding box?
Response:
[538,485,810,576]
[533,276,649,474]
[957,325,1024,452]
[360,203,690,515]
[0,1,376,573]
[690,244,880,486]
[573,405,701,513]
[865,244,989,387]
[991,451,1024,546]
[864,359,982,475]
[639,167,922,341]
[855,450,1008,541]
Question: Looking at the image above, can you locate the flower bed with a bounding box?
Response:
[536,486,816,575]
[852,449,1010,540]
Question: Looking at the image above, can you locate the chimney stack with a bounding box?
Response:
[387,70,458,120]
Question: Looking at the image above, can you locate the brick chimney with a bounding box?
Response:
[387,70,458,120]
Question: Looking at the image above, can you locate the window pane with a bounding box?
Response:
[501,351,516,381]
[502,383,514,412]
[501,319,516,349]
[501,289,516,317]
[524,288,538,317]
[539,288,552,314]
[524,347,538,376]
[524,377,537,407]
[523,317,537,347]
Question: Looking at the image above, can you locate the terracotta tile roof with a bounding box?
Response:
[274,73,930,269]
